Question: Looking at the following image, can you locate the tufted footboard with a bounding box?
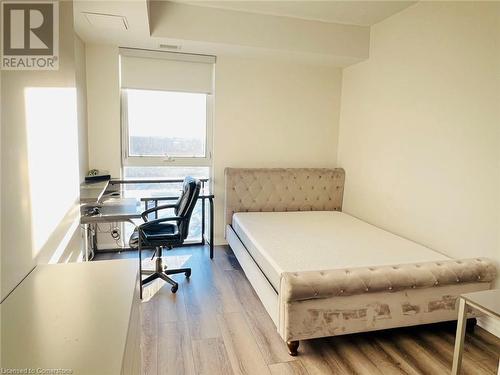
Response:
[278,258,497,342]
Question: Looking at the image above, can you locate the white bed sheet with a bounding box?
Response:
[232,211,450,291]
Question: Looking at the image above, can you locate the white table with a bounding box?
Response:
[1,260,140,375]
[452,289,500,375]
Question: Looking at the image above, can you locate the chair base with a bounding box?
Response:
[141,248,191,294]
[142,268,191,293]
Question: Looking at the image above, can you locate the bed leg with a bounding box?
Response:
[287,340,299,356]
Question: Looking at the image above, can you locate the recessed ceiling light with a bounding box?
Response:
[83,12,129,30]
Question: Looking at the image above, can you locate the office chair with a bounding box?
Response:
[129,176,201,297]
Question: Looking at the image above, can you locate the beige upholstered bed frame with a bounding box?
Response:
[224,168,496,356]
[225,168,345,228]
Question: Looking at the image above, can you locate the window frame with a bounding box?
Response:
[121,88,213,168]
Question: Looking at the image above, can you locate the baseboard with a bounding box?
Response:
[477,316,500,338]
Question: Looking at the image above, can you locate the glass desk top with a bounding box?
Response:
[462,289,500,318]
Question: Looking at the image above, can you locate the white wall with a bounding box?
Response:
[85,44,121,178]
[83,49,343,244]
[75,35,89,182]
[0,2,85,300]
[213,56,342,243]
[338,1,500,290]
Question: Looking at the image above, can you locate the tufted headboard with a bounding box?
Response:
[224,168,345,227]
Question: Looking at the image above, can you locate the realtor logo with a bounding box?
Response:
[1,1,59,70]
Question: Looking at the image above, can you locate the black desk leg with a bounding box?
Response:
[209,197,214,259]
[201,198,206,245]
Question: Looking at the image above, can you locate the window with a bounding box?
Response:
[119,49,214,243]
[123,89,210,162]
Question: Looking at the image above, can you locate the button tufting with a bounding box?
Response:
[339,289,344,294]
[434,281,439,286]
[388,286,393,290]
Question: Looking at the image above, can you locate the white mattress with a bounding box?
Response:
[232,211,450,291]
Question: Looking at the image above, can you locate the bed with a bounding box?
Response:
[225,168,497,355]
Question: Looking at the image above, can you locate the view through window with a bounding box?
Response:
[122,89,212,242]
[125,89,207,158]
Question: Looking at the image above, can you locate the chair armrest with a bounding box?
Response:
[141,203,178,221]
[139,216,186,230]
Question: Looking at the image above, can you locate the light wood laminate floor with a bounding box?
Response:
[95,245,500,375]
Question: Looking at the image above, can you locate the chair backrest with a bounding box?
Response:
[175,176,201,239]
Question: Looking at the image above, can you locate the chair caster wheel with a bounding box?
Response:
[171,284,178,293]
[185,270,191,278]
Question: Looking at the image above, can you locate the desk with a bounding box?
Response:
[1,260,140,375]
[452,289,500,374]
[80,178,215,259]
[80,198,143,261]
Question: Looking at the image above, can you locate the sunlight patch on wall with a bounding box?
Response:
[24,87,80,257]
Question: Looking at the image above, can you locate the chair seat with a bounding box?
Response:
[129,222,181,248]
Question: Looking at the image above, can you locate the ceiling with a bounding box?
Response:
[173,1,417,26]
[73,0,416,67]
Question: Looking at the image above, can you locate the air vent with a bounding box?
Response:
[83,12,128,30]
[159,44,181,51]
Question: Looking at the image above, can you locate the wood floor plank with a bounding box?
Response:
[140,282,159,375]
[332,336,383,375]
[371,336,423,375]
[416,331,495,375]
[157,282,188,324]
[353,334,412,374]
[158,321,196,375]
[442,329,500,362]
[227,270,268,315]
[213,245,241,271]
[211,264,244,313]
[299,339,353,375]
[217,312,271,375]
[269,360,309,375]
[243,309,294,365]
[192,337,234,375]
[392,333,450,374]
[187,311,222,340]
[474,327,500,353]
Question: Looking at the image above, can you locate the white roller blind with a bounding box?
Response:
[120,48,215,94]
